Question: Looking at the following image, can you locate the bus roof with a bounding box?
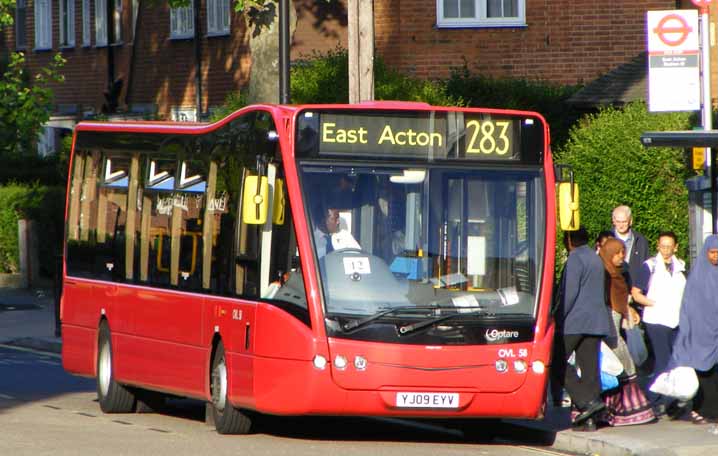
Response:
[73,101,546,135]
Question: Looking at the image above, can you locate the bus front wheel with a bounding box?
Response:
[210,343,252,434]
[97,323,135,413]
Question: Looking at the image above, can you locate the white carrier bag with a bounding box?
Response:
[649,366,699,401]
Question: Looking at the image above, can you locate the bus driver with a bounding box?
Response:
[313,206,360,258]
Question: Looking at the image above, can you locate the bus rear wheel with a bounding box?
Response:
[210,343,252,434]
[97,323,135,413]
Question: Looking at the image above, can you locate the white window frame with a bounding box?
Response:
[34,0,52,50]
[170,5,195,39]
[59,0,76,47]
[96,0,108,46]
[82,0,91,46]
[15,0,28,49]
[207,0,230,36]
[436,0,526,28]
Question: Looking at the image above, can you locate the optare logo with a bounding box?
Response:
[485,329,520,342]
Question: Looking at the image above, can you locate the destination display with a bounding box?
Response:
[295,110,543,162]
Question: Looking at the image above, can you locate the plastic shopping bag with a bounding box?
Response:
[649,366,699,401]
[600,341,624,376]
[625,325,648,367]
[599,350,619,391]
[601,370,619,391]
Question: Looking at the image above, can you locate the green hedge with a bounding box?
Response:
[0,184,65,276]
[215,50,581,149]
[445,66,582,147]
[291,48,461,106]
[554,102,694,266]
[0,154,67,186]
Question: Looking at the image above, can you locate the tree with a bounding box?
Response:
[0,0,15,27]
[0,2,66,159]
[554,102,694,262]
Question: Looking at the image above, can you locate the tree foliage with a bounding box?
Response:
[554,102,694,262]
[0,183,64,274]
[445,66,582,147]
[0,52,66,158]
[0,0,14,27]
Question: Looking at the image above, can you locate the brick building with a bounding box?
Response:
[0,0,708,153]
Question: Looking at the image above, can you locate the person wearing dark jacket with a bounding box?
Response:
[611,205,650,286]
[554,227,614,428]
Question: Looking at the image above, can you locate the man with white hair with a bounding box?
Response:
[611,205,650,287]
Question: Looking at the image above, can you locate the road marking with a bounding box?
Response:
[0,393,15,400]
[515,446,571,455]
[0,344,61,359]
[112,420,133,425]
[37,359,61,366]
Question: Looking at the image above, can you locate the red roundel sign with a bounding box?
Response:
[653,14,694,47]
[691,0,714,8]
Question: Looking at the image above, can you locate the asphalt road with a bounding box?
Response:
[0,345,575,456]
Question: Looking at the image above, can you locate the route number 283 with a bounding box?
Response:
[465,120,511,156]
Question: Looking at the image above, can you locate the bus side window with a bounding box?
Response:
[66,150,101,279]
[95,153,132,282]
[139,155,207,291]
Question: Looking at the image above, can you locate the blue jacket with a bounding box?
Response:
[612,229,650,286]
[558,245,612,336]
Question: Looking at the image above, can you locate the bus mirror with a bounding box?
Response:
[273,178,285,225]
[558,182,580,231]
[242,175,269,225]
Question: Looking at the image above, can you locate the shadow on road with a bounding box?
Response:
[153,398,558,447]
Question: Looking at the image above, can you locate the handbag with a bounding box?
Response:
[625,325,648,366]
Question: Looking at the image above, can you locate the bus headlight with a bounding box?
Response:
[513,360,528,373]
[313,355,327,370]
[495,359,508,373]
[531,360,545,374]
[334,355,348,370]
[354,356,367,371]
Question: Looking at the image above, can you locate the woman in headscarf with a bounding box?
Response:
[598,238,655,426]
[669,235,718,424]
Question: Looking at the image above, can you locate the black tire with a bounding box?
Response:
[97,323,135,413]
[210,343,253,434]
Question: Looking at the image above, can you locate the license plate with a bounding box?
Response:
[395,392,459,408]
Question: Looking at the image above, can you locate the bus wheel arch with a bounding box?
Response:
[96,321,136,413]
[209,339,253,434]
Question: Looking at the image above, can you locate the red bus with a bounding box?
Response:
[61,101,577,434]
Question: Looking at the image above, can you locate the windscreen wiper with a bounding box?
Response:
[341,306,444,332]
[398,307,485,336]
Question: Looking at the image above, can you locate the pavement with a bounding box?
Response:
[2,286,718,455]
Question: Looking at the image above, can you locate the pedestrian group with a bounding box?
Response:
[553,205,718,431]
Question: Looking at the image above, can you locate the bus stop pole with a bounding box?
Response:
[699,6,716,233]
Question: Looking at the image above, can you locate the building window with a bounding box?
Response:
[34,0,52,50]
[96,0,108,46]
[82,0,91,46]
[170,5,195,39]
[59,0,76,47]
[436,0,525,28]
[113,0,122,43]
[15,0,27,49]
[207,0,230,36]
